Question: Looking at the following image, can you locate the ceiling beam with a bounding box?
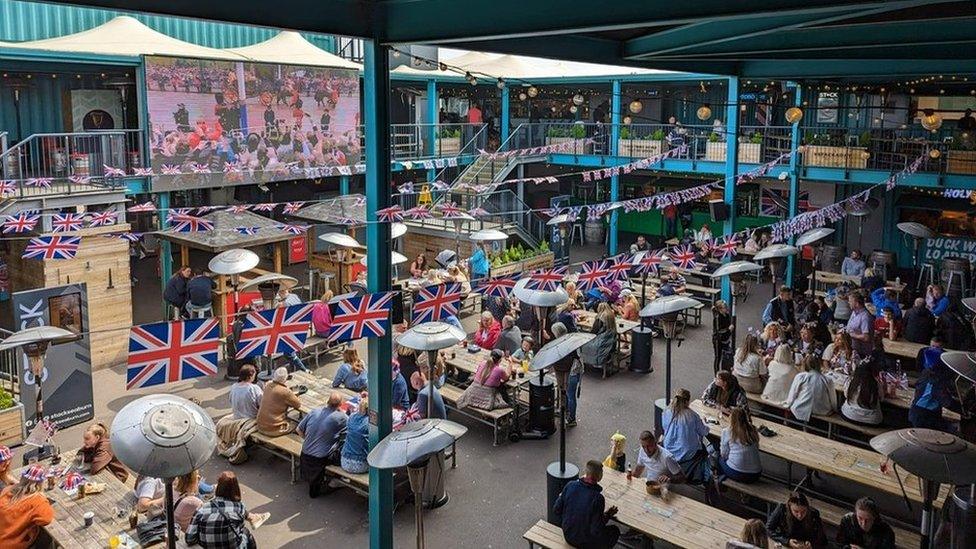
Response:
[739,59,976,79]
[661,42,976,60]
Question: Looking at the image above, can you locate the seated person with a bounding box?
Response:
[564,281,585,308]
[729,519,769,549]
[909,359,958,432]
[836,497,896,549]
[297,392,347,498]
[873,306,900,341]
[392,363,411,409]
[716,407,762,483]
[411,372,447,419]
[444,265,471,294]
[474,349,513,407]
[785,355,837,422]
[493,315,522,356]
[0,466,54,548]
[510,336,535,365]
[472,311,501,350]
[902,298,935,344]
[658,271,686,297]
[796,325,823,358]
[763,344,799,404]
[134,475,166,517]
[702,370,749,410]
[766,492,829,549]
[185,269,216,316]
[311,290,334,338]
[841,250,866,278]
[174,470,205,533]
[256,367,303,436]
[840,363,884,425]
[554,300,579,333]
[333,348,368,392]
[926,284,950,317]
[341,397,370,474]
[732,334,767,394]
[916,338,944,371]
[661,389,710,482]
[0,446,13,490]
[860,268,886,294]
[229,364,263,421]
[80,422,129,483]
[628,431,684,495]
[185,472,268,548]
[615,288,640,322]
[553,460,619,549]
[870,287,902,320]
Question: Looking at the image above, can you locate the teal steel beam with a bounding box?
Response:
[697,43,976,60]
[738,59,976,79]
[363,39,394,549]
[157,191,172,317]
[721,76,739,303]
[500,84,510,143]
[608,79,621,256]
[785,82,802,287]
[426,79,438,156]
[339,175,350,195]
[0,47,139,66]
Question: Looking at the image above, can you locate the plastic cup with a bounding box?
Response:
[83,511,94,527]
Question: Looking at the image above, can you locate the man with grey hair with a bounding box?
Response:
[493,315,522,356]
[297,391,347,498]
[256,367,302,437]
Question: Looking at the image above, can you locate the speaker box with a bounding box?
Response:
[390,292,405,325]
[709,199,729,222]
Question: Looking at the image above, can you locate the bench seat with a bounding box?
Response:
[523,520,573,549]
[440,383,513,446]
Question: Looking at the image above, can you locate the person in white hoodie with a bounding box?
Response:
[732,334,767,394]
[785,355,837,422]
[762,344,798,404]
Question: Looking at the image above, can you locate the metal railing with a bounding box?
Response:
[387,123,487,161]
[336,37,365,63]
[398,124,490,211]
[0,327,20,398]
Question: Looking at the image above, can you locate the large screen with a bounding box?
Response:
[145,55,360,190]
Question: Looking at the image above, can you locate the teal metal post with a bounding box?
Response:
[158,191,172,317]
[785,82,802,287]
[339,175,350,195]
[608,79,621,255]
[363,40,394,549]
[500,85,510,143]
[721,77,740,302]
[426,79,438,156]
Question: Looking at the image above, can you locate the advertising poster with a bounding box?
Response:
[145,55,361,191]
[923,236,976,263]
[12,284,94,430]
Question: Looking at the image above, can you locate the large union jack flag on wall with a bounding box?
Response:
[413,282,463,324]
[473,277,517,299]
[236,303,314,359]
[126,318,220,390]
[576,260,610,291]
[22,235,81,260]
[328,291,396,343]
[3,211,39,234]
[524,266,567,291]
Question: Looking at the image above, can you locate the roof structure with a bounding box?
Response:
[158,209,297,253]
[290,194,367,225]
[225,31,361,69]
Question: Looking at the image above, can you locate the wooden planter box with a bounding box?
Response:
[617,139,666,158]
[803,145,868,169]
[0,402,25,447]
[492,252,555,278]
[947,150,976,174]
[435,137,460,156]
[704,141,762,163]
[545,137,590,154]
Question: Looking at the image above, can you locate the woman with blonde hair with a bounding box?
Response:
[733,519,769,548]
[763,344,799,404]
[717,407,762,483]
[732,334,767,394]
[333,347,368,391]
[564,281,584,308]
[0,466,54,548]
[760,322,783,353]
[312,290,334,337]
[173,470,205,532]
[445,264,471,294]
[661,388,710,482]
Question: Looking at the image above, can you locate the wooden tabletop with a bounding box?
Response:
[690,400,948,508]
[444,347,532,389]
[825,370,961,422]
[575,310,640,335]
[289,370,362,414]
[600,469,759,549]
[881,339,926,359]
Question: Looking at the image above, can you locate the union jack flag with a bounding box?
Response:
[274,223,308,235]
[171,215,214,233]
[606,254,634,281]
[283,201,305,214]
[126,318,221,390]
[437,202,469,220]
[22,235,81,260]
[252,203,276,212]
[60,472,85,492]
[634,249,667,275]
[133,167,155,176]
[525,266,567,291]
[405,206,432,220]
[88,210,118,227]
[25,177,53,188]
[103,165,127,178]
[195,206,219,215]
[397,182,415,195]
[0,180,15,196]
[395,405,422,429]
[670,244,698,270]
[161,165,182,175]
[473,277,517,299]
[713,234,740,259]
[227,205,250,214]
[376,205,404,223]
[236,304,314,359]
[127,202,156,213]
[51,213,85,233]
[68,175,92,185]
[328,292,396,343]
[468,207,491,218]
[166,208,193,223]
[576,260,610,291]
[190,163,210,174]
[412,282,463,323]
[235,226,261,235]
[3,211,39,233]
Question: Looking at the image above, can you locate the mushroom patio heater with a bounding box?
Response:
[0,326,80,462]
[531,332,595,524]
[710,260,763,345]
[846,197,878,251]
[318,232,364,293]
[640,295,702,403]
[469,228,508,243]
[754,244,799,298]
[111,395,217,549]
[360,250,409,280]
[208,248,260,379]
[239,273,298,381]
[871,429,976,549]
[512,277,568,351]
[367,419,467,549]
[898,222,938,291]
[795,227,834,285]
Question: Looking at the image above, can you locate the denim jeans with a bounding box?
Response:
[566,373,581,422]
[287,352,308,372]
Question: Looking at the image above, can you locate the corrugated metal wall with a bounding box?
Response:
[0,73,116,141]
[0,0,336,51]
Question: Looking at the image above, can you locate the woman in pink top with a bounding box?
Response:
[312,290,334,337]
[173,470,204,533]
[474,349,513,406]
[473,312,501,349]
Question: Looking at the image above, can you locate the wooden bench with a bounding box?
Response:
[723,478,922,549]
[301,335,342,368]
[744,392,887,446]
[250,432,304,483]
[523,520,572,549]
[440,383,513,446]
[325,464,370,497]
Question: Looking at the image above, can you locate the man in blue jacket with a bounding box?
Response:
[553,460,619,548]
[869,287,902,320]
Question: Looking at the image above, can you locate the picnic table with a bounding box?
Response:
[574,310,639,335]
[690,399,949,508]
[288,370,363,415]
[599,469,763,549]
[825,369,961,422]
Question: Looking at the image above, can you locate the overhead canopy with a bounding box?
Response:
[393,51,666,80]
[52,0,976,79]
[158,209,298,253]
[226,31,361,69]
[290,194,366,226]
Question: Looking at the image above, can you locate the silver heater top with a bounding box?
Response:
[469,229,509,242]
[367,419,467,469]
[870,428,976,485]
[512,277,568,307]
[530,332,595,372]
[238,273,298,292]
[397,322,466,352]
[318,232,364,249]
[753,244,800,261]
[640,294,702,318]
[0,326,79,351]
[710,260,762,278]
[208,248,260,276]
[795,227,835,247]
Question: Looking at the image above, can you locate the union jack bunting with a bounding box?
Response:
[0,180,15,196]
[51,213,85,233]
[576,260,610,291]
[468,207,490,218]
[274,223,308,235]
[25,177,53,188]
[190,163,210,174]
[713,234,740,259]
[227,205,251,214]
[376,205,404,223]
[68,175,91,185]
[634,249,666,275]
[413,282,463,323]
[22,235,81,260]
[160,165,182,175]
[353,195,367,207]
[437,202,469,220]
[88,210,118,227]
[126,318,221,390]
[430,180,450,191]
[3,211,39,233]
[473,277,517,299]
[525,266,567,291]
[195,206,219,215]
[670,244,698,270]
[252,203,276,212]
[107,232,142,242]
[605,254,634,281]
[133,167,154,176]
[127,202,156,213]
[405,206,433,220]
[166,208,193,223]
[328,291,396,343]
[171,215,214,233]
[283,201,305,214]
[235,226,261,235]
[103,165,127,178]
[397,182,415,195]
[236,304,314,359]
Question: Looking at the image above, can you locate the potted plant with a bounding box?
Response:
[546,125,590,153]
[435,127,461,155]
[0,387,24,447]
[618,127,667,158]
[705,132,761,163]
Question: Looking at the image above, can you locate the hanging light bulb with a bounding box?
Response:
[527,86,539,98]
[572,93,584,106]
[439,63,448,72]
[920,109,943,131]
[569,105,578,114]
[785,106,803,124]
[929,148,942,159]
[465,72,477,86]
[550,106,557,113]
[696,104,712,121]
[392,50,401,58]
[628,100,643,114]
[518,92,527,101]
[496,78,506,89]
[622,115,632,125]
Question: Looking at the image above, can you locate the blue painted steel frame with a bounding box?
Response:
[608,79,621,255]
[500,84,510,143]
[785,82,802,285]
[426,79,438,155]
[722,76,739,302]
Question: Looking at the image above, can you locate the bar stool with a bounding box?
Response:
[944,268,969,299]
[917,262,936,289]
[571,222,584,246]
[186,302,213,319]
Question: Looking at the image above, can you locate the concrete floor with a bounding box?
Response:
[14,241,921,548]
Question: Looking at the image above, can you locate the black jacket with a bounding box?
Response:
[836,512,896,549]
[553,479,611,548]
[163,274,188,308]
[766,503,829,548]
[767,297,796,326]
[902,305,935,344]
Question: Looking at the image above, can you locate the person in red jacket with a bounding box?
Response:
[0,465,54,549]
[472,311,501,350]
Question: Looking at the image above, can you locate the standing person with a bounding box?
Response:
[469,242,490,280]
[333,348,368,392]
[163,266,192,319]
[762,286,796,331]
[562,322,585,427]
[79,422,129,483]
[841,364,884,426]
[836,497,896,549]
[256,367,303,437]
[552,460,619,549]
[712,300,733,374]
[0,446,14,490]
[663,204,679,239]
[660,389,710,482]
[0,466,54,549]
[311,290,334,338]
[841,250,866,278]
[958,108,976,130]
[847,293,874,357]
[185,471,268,549]
[785,355,837,422]
[467,102,483,124]
[717,407,762,483]
[902,298,935,344]
[766,492,829,549]
[297,392,348,498]
[763,344,799,404]
[341,397,370,474]
[732,334,767,394]
[230,364,263,421]
[392,362,411,409]
[909,358,958,431]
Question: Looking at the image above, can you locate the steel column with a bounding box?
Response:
[158,191,172,317]
[785,82,802,286]
[339,175,350,195]
[721,76,740,302]
[500,84,510,143]
[426,79,438,156]
[608,79,621,255]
